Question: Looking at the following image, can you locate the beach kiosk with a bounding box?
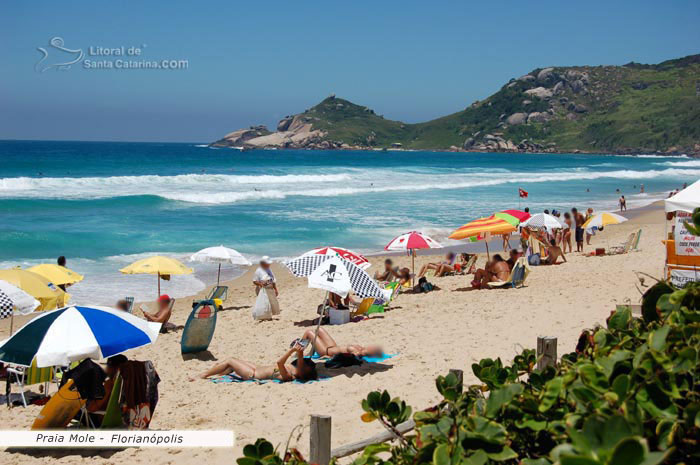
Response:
[664,180,700,287]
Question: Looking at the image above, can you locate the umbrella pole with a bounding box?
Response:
[157,272,161,298]
[310,291,329,356]
[217,264,221,286]
[411,249,415,287]
[10,313,14,336]
[486,241,490,262]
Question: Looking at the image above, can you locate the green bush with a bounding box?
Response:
[238,282,699,465]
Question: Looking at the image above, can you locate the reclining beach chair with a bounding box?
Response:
[207,285,228,301]
[125,296,135,313]
[7,359,54,407]
[631,229,642,252]
[608,230,638,255]
[487,257,530,289]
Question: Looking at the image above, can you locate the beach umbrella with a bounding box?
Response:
[284,254,390,301]
[384,231,442,285]
[520,213,565,231]
[0,280,40,334]
[302,246,370,270]
[0,305,161,367]
[500,209,531,222]
[28,264,84,286]
[449,216,517,260]
[582,212,628,229]
[0,269,67,311]
[494,212,522,227]
[120,256,193,298]
[190,246,252,285]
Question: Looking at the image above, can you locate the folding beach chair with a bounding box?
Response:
[608,231,637,255]
[631,229,642,252]
[487,257,530,289]
[125,296,135,313]
[6,359,54,407]
[99,373,124,428]
[207,285,228,301]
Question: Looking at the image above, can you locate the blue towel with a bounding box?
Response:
[311,352,397,363]
[211,374,328,385]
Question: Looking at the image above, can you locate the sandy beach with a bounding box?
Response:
[0,203,667,465]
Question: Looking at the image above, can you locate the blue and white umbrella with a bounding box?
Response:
[0,305,161,367]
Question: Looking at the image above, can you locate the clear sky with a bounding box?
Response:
[2,1,699,142]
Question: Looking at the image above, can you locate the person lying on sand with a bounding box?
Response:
[431,253,474,277]
[544,239,567,265]
[374,258,399,282]
[471,254,510,289]
[301,327,383,358]
[417,252,455,278]
[190,341,317,382]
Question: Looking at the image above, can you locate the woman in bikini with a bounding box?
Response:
[302,327,382,357]
[191,341,317,382]
[562,212,573,254]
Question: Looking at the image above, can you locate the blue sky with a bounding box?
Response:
[1,1,698,142]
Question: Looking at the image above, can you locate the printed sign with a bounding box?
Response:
[670,268,699,288]
[675,212,700,256]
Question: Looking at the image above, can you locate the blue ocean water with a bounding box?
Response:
[1,140,697,304]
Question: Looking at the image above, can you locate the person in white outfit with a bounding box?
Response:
[253,256,278,296]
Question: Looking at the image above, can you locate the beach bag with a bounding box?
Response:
[413,277,435,293]
[252,289,273,320]
[528,253,541,266]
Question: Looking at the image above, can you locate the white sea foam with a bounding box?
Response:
[1,168,698,203]
[657,160,700,167]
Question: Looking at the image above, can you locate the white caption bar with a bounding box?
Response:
[0,430,235,448]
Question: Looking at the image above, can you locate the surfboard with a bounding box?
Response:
[32,379,85,430]
[181,300,218,354]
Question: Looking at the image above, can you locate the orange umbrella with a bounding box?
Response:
[449,216,517,260]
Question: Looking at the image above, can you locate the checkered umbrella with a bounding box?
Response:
[284,254,390,301]
[0,290,12,319]
[0,280,40,319]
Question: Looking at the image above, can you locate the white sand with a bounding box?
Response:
[0,205,666,465]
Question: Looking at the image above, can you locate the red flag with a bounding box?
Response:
[518,188,529,198]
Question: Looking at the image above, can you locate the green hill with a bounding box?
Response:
[213,54,700,154]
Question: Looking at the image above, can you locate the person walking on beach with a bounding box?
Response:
[619,195,627,211]
[56,256,67,291]
[253,256,278,297]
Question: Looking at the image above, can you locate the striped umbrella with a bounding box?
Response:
[0,305,161,367]
[501,209,531,222]
[449,216,517,260]
[582,212,627,229]
[302,246,371,270]
[385,232,442,285]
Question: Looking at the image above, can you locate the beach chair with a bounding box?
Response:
[125,296,135,313]
[99,374,124,428]
[487,257,530,289]
[207,285,228,301]
[7,359,54,407]
[631,229,642,252]
[608,230,638,255]
[351,298,374,318]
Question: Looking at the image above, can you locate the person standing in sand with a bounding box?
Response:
[253,256,278,296]
[562,212,573,253]
[619,195,627,211]
[572,208,585,253]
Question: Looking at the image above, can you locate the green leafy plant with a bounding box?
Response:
[238,282,699,465]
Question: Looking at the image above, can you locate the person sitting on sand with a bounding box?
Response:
[142,295,174,333]
[191,341,317,382]
[398,267,412,287]
[417,252,455,278]
[433,253,474,277]
[544,239,567,265]
[301,327,382,357]
[471,254,510,289]
[374,259,399,282]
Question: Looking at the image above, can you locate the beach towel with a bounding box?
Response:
[311,352,397,364]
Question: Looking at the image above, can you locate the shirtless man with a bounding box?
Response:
[545,239,567,265]
[142,294,173,332]
[471,254,510,289]
[374,259,399,281]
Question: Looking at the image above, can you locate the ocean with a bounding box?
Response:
[1,140,697,305]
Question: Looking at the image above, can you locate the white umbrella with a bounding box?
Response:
[521,213,565,231]
[190,245,252,285]
[0,280,40,335]
[582,212,628,229]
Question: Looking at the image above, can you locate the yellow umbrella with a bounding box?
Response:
[449,216,517,260]
[0,269,68,310]
[28,264,84,286]
[119,256,193,297]
[582,212,628,229]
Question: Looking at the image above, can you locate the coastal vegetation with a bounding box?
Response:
[212,54,700,155]
[238,280,700,465]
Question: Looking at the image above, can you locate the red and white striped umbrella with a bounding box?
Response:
[384,231,442,251]
[302,246,371,269]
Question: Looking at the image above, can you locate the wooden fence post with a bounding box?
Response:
[310,414,331,465]
[536,336,557,370]
[449,368,464,393]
